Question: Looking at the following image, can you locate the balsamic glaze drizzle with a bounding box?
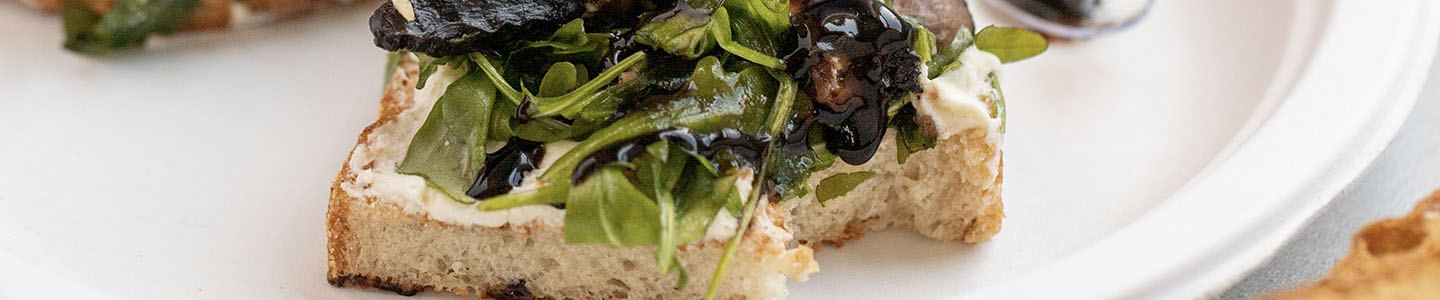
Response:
[467,138,547,200]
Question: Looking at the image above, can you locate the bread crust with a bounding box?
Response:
[325,50,420,295]
[1271,190,1440,299]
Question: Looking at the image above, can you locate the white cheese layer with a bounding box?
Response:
[341,63,743,240]
[913,46,1005,177]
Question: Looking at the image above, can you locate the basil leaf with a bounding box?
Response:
[815,171,875,204]
[396,71,496,203]
[975,26,1048,63]
[62,0,200,54]
[563,166,662,246]
[928,26,976,79]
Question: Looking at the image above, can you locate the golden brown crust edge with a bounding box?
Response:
[1270,189,1440,299]
[325,55,420,295]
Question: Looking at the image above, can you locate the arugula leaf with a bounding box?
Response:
[709,8,785,69]
[563,166,661,246]
[537,57,774,185]
[513,117,574,142]
[396,71,497,203]
[635,4,785,69]
[767,129,836,198]
[975,26,1048,63]
[416,54,467,89]
[927,26,976,79]
[722,0,790,49]
[528,19,610,55]
[635,6,718,59]
[475,183,568,211]
[472,52,648,118]
[62,0,200,54]
[913,24,937,64]
[815,171,875,204]
[892,104,937,164]
[705,47,797,300]
[537,62,583,97]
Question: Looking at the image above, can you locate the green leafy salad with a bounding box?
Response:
[368,0,1045,297]
[60,0,201,54]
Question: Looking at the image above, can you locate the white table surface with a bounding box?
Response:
[1219,33,1440,299]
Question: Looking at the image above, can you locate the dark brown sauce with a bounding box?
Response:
[571,128,770,182]
[785,0,922,165]
[467,138,546,200]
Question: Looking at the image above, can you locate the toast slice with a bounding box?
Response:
[327,56,819,299]
[327,49,1004,298]
[328,0,1019,296]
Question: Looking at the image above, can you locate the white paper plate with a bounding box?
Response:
[1,0,1435,299]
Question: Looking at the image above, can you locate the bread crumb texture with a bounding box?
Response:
[1271,190,1440,299]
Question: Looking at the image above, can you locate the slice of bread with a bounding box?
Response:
[1270,190,1440,299]
[327,56,818,299]
[326,53,1004,298]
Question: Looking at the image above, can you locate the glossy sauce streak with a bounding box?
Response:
[786,0,922,165]
[467,138,546,200]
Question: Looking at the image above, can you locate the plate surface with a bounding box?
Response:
[0,0,1434,299]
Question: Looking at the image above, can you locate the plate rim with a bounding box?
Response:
[963,0,1440,298]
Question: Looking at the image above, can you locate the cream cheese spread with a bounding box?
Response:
[913,46,1005,175]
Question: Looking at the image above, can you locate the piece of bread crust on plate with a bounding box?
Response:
[1271,190,1440,299]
